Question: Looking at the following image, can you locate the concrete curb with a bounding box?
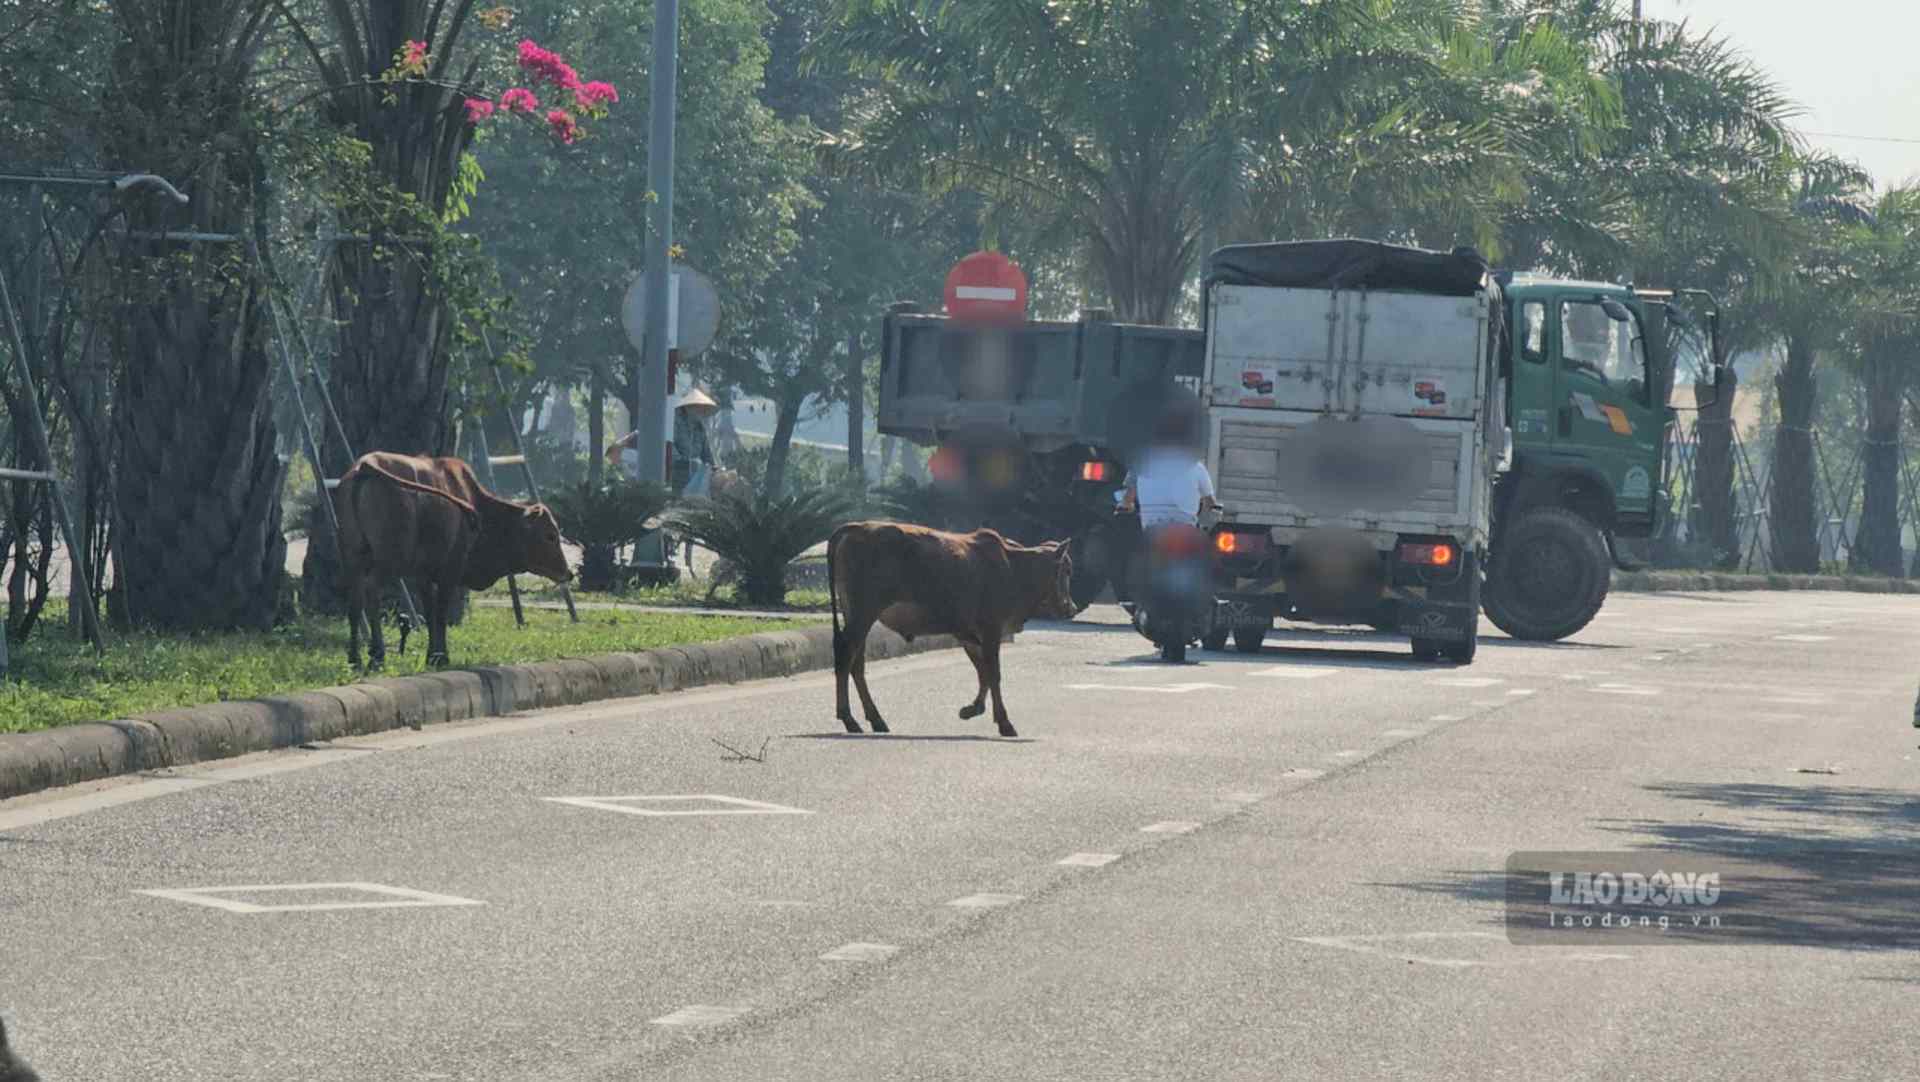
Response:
[0,625,960,803]
[1611,570,1920,595]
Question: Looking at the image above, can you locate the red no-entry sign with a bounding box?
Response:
[943,251,1029,326]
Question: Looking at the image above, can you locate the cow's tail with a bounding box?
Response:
[827,525,846,668]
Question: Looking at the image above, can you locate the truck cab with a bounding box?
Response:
[1483,274,1721,641]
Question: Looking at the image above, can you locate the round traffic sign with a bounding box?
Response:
[623,263,722,357]
[943,251,1028,326]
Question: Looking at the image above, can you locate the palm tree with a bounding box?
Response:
[282,0,495,609]
[102,0,289,631]
[1838,185,1920,578]
[1752,157,1876,572]
[666,482,858,606]
[823,0,1575,324]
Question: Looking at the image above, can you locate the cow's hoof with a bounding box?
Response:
[959,703,985,720]
[869,718,891,734]
[427,654,450,670]
[996,724,1019,738]
[839,714,864,734]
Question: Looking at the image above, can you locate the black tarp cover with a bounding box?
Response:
[1206,238,1490,298]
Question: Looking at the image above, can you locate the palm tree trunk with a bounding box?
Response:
[1693,363,1741,569]
[114,252,288,630]
[103,1,288,631]
[1852,354,1905,577]
[1770,334,1821,572]
[763,386,805,500]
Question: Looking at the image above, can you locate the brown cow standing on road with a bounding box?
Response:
[828,521,1076,737]
[333,452,572,670]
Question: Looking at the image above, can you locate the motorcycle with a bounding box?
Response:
[1118,513,1226,663]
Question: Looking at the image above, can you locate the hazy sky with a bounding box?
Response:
[1645,0,1920,189]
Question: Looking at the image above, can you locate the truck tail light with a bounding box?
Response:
[1397,541,1457,567]
[1215,529,1268,556]
[1080,460,1109,482]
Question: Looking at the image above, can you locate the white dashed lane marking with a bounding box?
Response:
[1506,689,1536,697]
[821,943,900,963]
[1257,666,1338,680]
[947,893,1023,909]
[1057,852,1121,868]
[1433,677,1505,688]
[1774,634,1835,643]
[1592,684,1661,697]
[1428,714,1464,722]
[651,1005,749,1027]
[1065,683,1235,694]
[1140,821,1202,835]
[1381,728,1424,738]
[1329,750,1363,760]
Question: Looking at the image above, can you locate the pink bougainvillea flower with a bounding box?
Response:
[499,87,539,113]
[575,81,619,108]
[517,39,582,90]
[547,109,579,144]
[404,40,429,67]
[464,97,496,124]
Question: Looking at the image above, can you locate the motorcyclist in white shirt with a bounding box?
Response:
[1119,408,1217,527]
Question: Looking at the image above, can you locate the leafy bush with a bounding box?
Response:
[546,476,673,549]
[666,479,859,606]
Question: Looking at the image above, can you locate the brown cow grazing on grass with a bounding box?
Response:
[333,452,572,671]
[828,521,1076,737]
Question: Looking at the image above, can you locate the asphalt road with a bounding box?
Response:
[3,591,1917,1081]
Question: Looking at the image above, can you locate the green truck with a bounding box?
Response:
[874,246,1722,642]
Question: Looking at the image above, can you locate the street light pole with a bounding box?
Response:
[635,0,680,566]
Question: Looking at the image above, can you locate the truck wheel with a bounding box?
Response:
[1411,638,1444,661]
[1232,626,1266,654]
[1483,506,1610,641]
[1202,628,1230,652]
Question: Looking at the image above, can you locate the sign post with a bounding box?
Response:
[623,262,721,576]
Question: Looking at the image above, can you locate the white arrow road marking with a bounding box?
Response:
[1065,683,1235,694]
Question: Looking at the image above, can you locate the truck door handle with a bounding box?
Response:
[1557,407,1572,437]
